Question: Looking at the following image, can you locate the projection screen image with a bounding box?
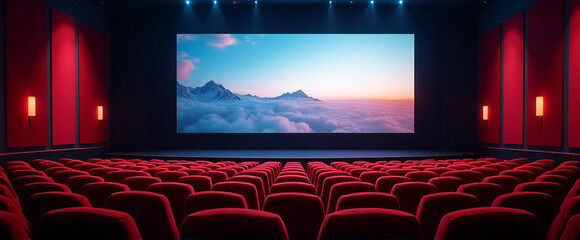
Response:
[177,34,414,133]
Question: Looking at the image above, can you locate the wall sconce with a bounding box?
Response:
[482,106,489,121]
[536,96,543,129]
[97,106,104,121]
[28,96,36,132]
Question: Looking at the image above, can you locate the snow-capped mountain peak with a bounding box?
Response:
[275,90,321,101]
[177,81,241,101]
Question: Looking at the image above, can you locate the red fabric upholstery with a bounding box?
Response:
[492,192,557,234]
[36,207,141,240]
[23,192,91,227]
[440,170,485,183]
[416,192,480,239]
[184,191,247,215]
[178,175,213,192]
[155,171,189,182]
[560,213,580,240]
[181,208,288,240]
[428,176,464,192]
[123,176,162,191]
[457,182,502,206]
[80,182,129,208]
[263,193,324,239]
[318,208,421,240]
[65,175,104,193]
[0,211,29,240]
[106,191,179,240]
[270,182,317,195]
[336,192,400,211]
[147,182,194,227]
[327,182,375,214]
[483,175,520,194]
[213,181,260,210]
[391,182,438,214]
[547,196,580,240]
[375,176,412,193]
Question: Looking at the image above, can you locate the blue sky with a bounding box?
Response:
[177,34,414,100]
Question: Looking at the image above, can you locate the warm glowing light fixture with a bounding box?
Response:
[97,106,104,121]
[536,96,544,117]
[28,96,36,117]
[186,0,190,4]
[482,106,489,121]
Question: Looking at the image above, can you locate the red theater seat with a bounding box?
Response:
[23,192,91,227]
[147,182,194,227]
[270,182,317,195]
[435,207,542,240]
[471,167,500,177]
[320,176,360,206]
[0,196,30,234]
[12,175,54,192]
[416,192,480,239]
[36,207,141,240]
[154,171,189,182]
[66,175,104,193]
[514,181,566,204]
[492,192,557,234]
[391,182,438,214]
[500,169,536,183]
[405,171,439,182]
[335,192,400,211]
[318,208,421,240]
[263,193,324,239]
[359,171,389,184]
[184,191,247,215]
[80,182,130,208]
[0,211,29,240]
[51,170,89,184]
[123,176,162,191]
[483,175,520,194]
[326,182,375,214]
[213,181,261,210]
[87,167,121,178]
[106,191,179,240]
[20,182,71,201]
[440,170,484,183]
[201,171,229,184]
[237,170,272,192]
[536,174,571,190]
[181,208,288,240]
[275,175,311,184]
[178,175,213,192]
[104,170,151,183]
[375,176,413,193]
[457,182,502,206]
[428,176,464,192]
[561,213,580,240]
[228,175,266,207]
[547,196,580,240]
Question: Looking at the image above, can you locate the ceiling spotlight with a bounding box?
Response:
[185,0,190,4]
[329,0,332,3]
[233,0,237,4]
[399,0,403,4]
[214,0,217,4]
[370,0,374,3]
[255,0,257,3]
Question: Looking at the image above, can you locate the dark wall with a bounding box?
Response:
[108,3,480,151]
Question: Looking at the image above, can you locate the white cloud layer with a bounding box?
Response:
[177,98,414,133]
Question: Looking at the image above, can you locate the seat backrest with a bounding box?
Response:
[318,208,421,240]
[20,182,71,201]
[123,176,162,191]
[213,181,260,210]
[320,176,360,207]
[391,182,438,214]
[434,207,542,240]
[0,196,30,234]
[51,170,89,184]
[35,207,141,240]
[236,171,271,194]
[23,192,91,227]
[492,192,557,235]
[154,171,189,182]
[326,182,375,214]
[263,193,324,239]
[80,182,130,208]
[106,191,179,240]
[181,208,288,240]
[457,182,502,206]
[440,170,484,183]
[184,191,247,215]
[104,170,151,183]
[514,181,566,204]
[315,171,350,192]
[201,171,229,185]
[336,192,400,211]
[178,175,213,192]
[147,182,194,227]
[416,192,480,239]
[536,174,571,190]
[65,175,104,193]
[483,175,520,194]
[12,176,54,192]
[560,213,580,240]
[275,175,310,184]
[375,176,412,193]
[500,169,536,183]
[228,175,266,208]
[547,196,580,240]
[428,176,464,192]
[359,171,389,184]
[270,182,317,195]
[0,210,29,240]
[405,171,439,182]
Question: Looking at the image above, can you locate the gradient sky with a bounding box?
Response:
[177,34,414,100]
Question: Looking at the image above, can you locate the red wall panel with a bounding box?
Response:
[527,0,563,147]
[51,9,76,145]
[79,22,108,144]
[479,26,501,144]
[570,0,580,147]
[502,13,524,145]
[5,0,48,148]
